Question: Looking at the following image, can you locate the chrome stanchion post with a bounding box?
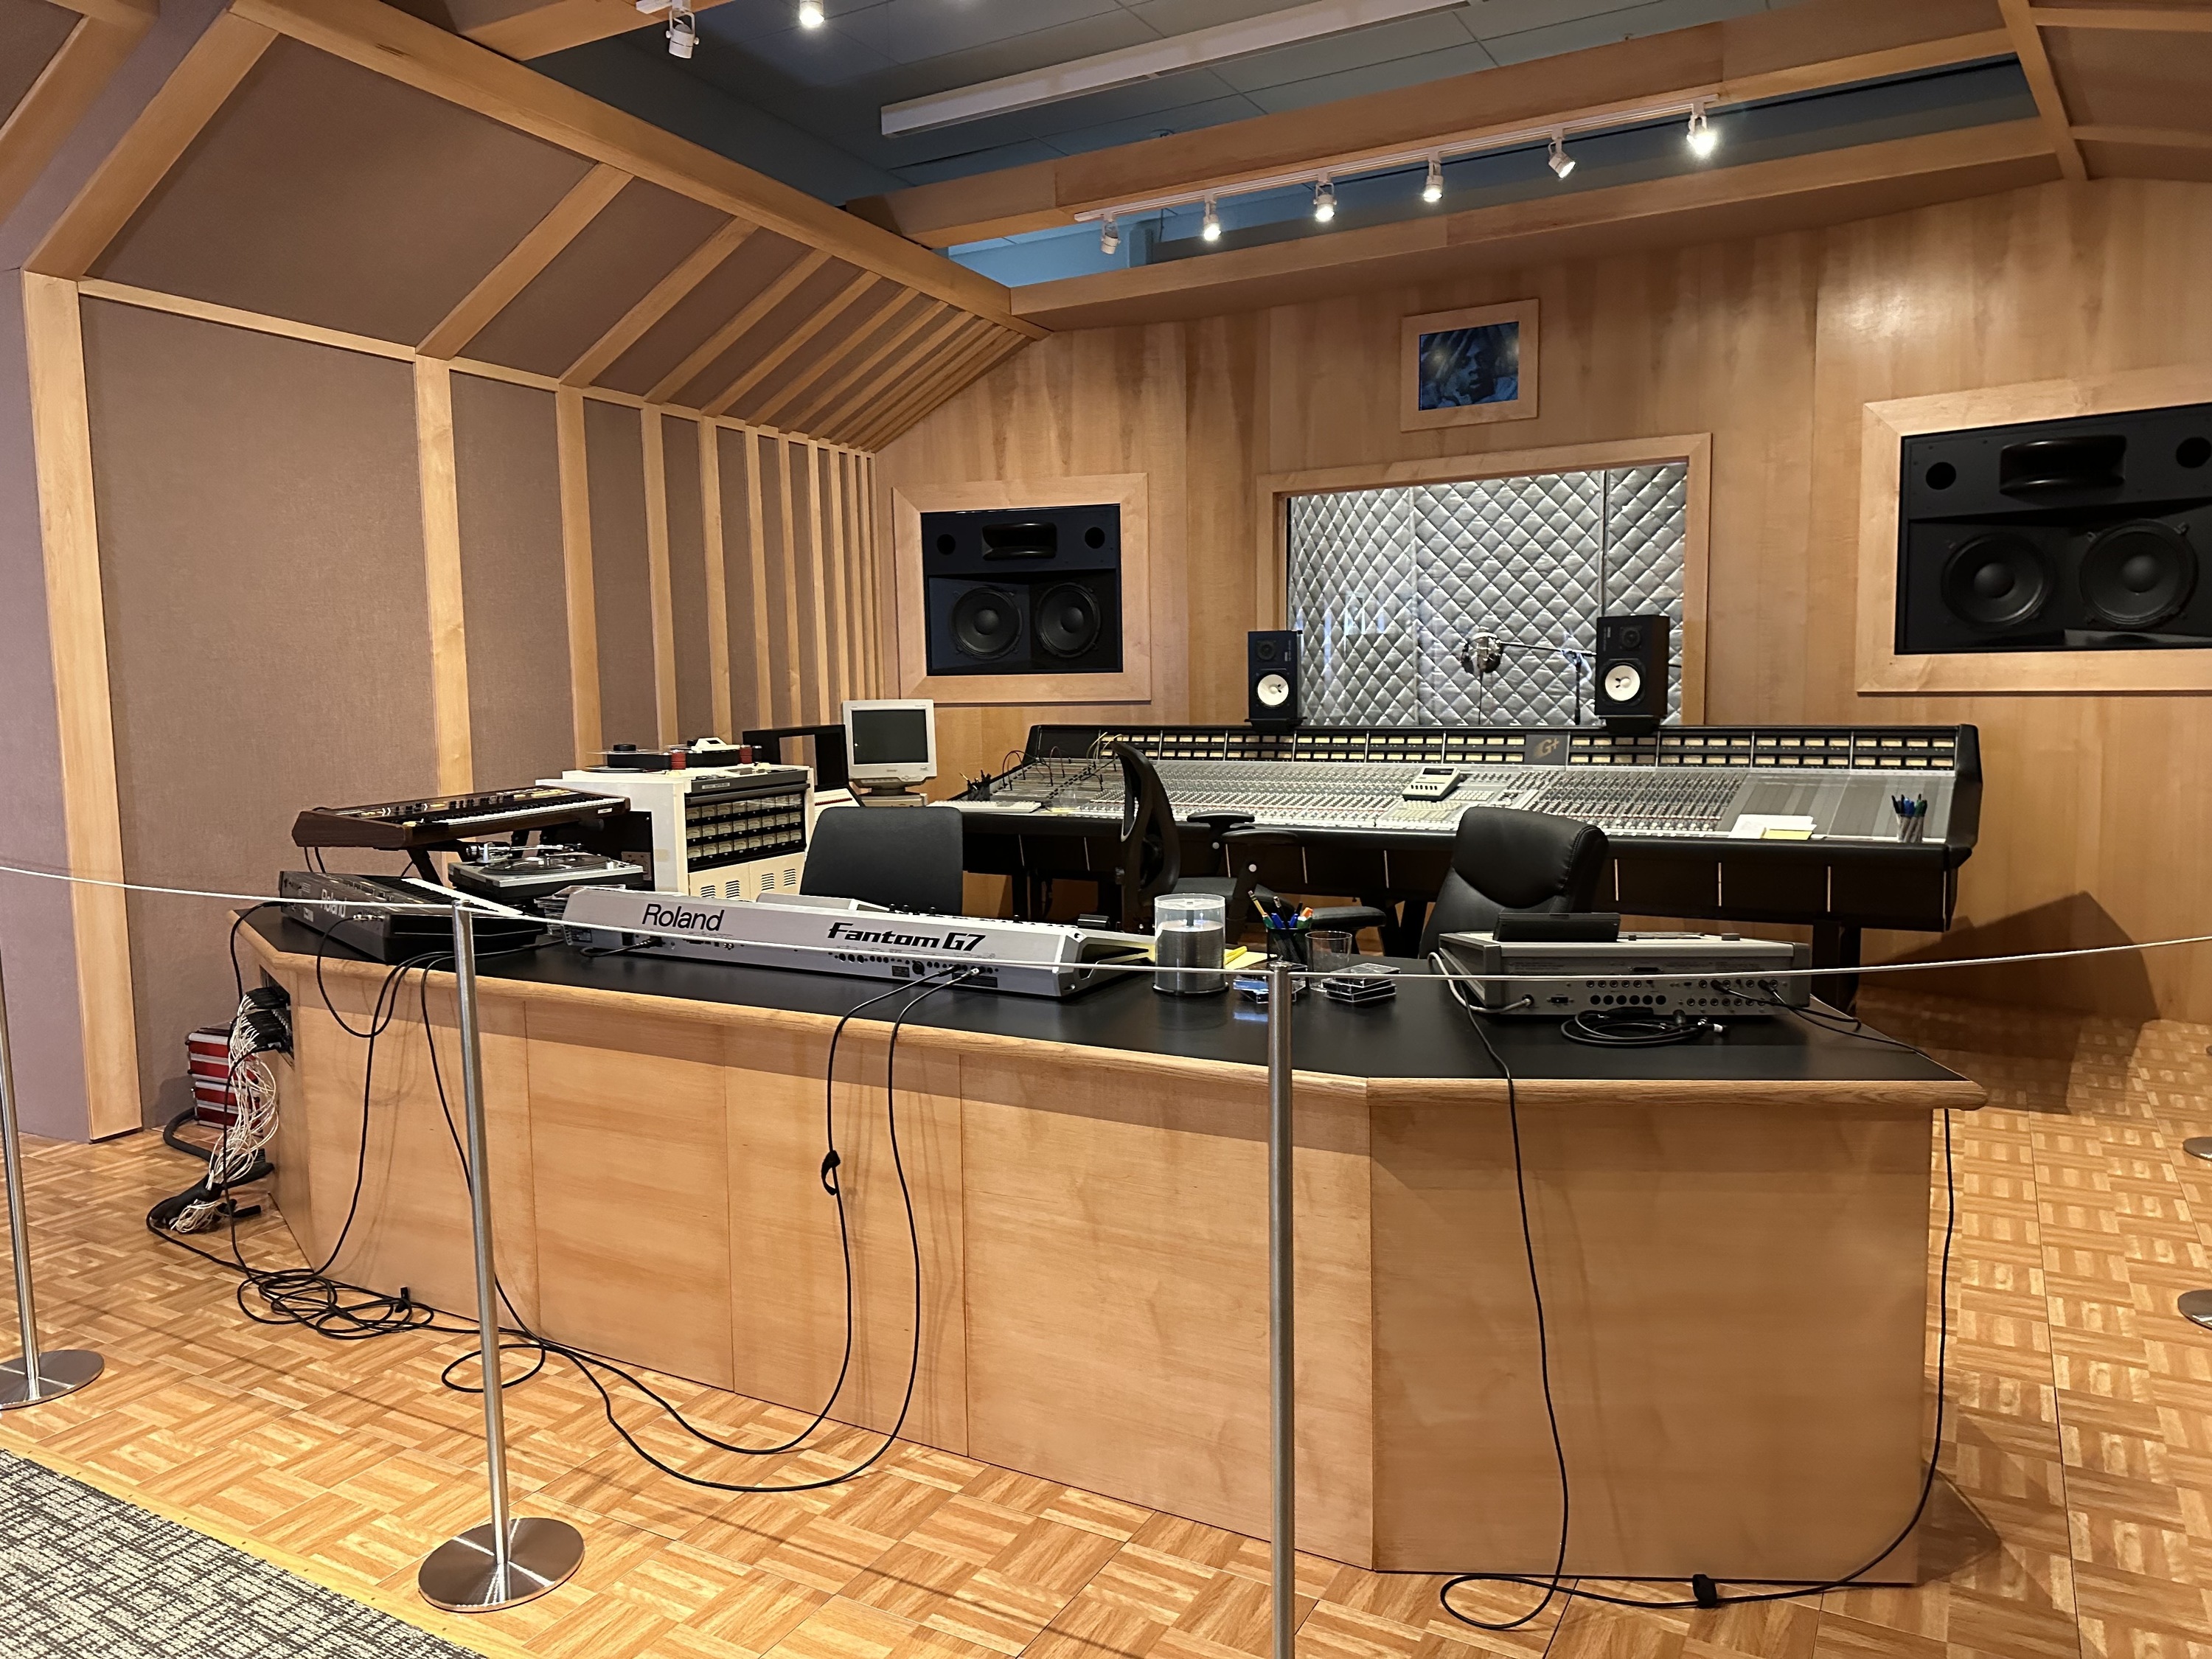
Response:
[0,941,102,1410]
[419,902,584,1613]
[1266,953,1296,1659]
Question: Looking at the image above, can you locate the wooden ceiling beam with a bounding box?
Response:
[861,330,1027,451]
[563,218,755,387]
[2029,4,2212,28]
[647,248,830,406]
[846,0,2014,248]
[755,291,933,428]
[225,0,1045,336]
[809,309,976,440]
[1998,0,2089,180]
[418,162,628,358]
[29,13,276,278]
[848,324,1006,451]
[44,0,156,31]
[704,273,883,419]
[446,0,740,61]
[2073,125,2212,150]
[0,11,154,230]
[1008,119,2060,332]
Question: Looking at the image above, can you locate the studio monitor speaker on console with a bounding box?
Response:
[1593,614,1668,733]
[1896,402,2212,655]
[921,504,1122,675]
[1248,631,1300,731]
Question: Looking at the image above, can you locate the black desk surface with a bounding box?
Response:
[250,914,1961,1088]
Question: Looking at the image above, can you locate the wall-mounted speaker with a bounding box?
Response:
[921,504,1121,675]
[1248,630,1300,731]
[1593,613,1668,733]
[1896,401,2212,654]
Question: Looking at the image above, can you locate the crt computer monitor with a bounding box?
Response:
[843,700,936,789]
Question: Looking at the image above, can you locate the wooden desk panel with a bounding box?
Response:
[251,929,1976,1577]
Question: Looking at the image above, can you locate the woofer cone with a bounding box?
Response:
[1940,532,2051,630]
[950,586,1022,659]
[2081,519,2194,629]
[1035,582,1102,658]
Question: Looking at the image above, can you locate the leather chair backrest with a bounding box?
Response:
[799,804,966,914]
[1418,806,1609,956]
[1114,742,1180,931]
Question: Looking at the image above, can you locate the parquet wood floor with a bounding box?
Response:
[1,991,2207,1659]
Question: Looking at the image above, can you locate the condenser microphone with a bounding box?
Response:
[1460,629,1504,676]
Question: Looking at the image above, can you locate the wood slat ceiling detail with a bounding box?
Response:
[26,0,1041,452]
[0,0,156,227]
[2010,1,2212,182]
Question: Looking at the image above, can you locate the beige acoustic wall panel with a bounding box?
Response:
[96,40,596,346]
[451,372,574,785]
[714,426,766,732]
[599,230,810,400]
[673,258,863,409]
[661,414,714,737]
[461,181,729,378]
[79,300,437,1124]
[582,397,657,750]
[0,0,79,120]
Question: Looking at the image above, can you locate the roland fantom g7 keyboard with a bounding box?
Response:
[956,723,1981,953]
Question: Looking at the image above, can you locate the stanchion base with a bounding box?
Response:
[2185,1138,2212,1162]
[0,1349,102,1410]
[2180,1290,2212,1329]
[419,1517,585,1613]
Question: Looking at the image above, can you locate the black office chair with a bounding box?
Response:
[1417,806,1610,956]
[1112,743,1387,941]
[801,804,965,914]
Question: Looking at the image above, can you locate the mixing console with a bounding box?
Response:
[963,729,1972,845]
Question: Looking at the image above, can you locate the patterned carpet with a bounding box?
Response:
[0,1448,479,1657]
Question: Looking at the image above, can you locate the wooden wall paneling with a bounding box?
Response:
[808,308,975,440]
[411,358,473,790]
[703,272,880,419]
[699,418,734,737]
[647,248,830,406]
[20,273,138,1138]
[779,299,948,433]
[554,386,601,764]
[562,218,754,388]
[755,291,925,429]
[0,10,152,229]
[29,13,275,279]
[866,456,887,697]
[417,163,628,359]
[224,0,1043,338]
[641,403,678,746]
[818,445,849,710]
[582,397,658,749]
[796,441,831,722]
[834,451,861,706]
[1998,0,2090,180]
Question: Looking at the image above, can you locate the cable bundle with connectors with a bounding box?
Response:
[150,986,291,1234]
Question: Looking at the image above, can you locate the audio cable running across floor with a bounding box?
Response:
[1426,963,1960,1625]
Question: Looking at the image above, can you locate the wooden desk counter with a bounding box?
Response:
[243,919,1980,1580]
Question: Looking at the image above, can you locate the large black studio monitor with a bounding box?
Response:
[1593,613,1668,732]
[921,504,1121,675]
[1248,630,1300,731]
[1897,402,2212,653]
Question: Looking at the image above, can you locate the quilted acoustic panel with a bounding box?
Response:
[1287,461,1688,727]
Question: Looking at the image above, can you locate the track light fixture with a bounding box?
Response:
[1422,154,1443,204]
[1685,103,1716,158]
[1312,175,1336,223]
[798,0,824,25]
[1546,131,1574,179]
[667,0,695,55]
[1099,217,1120,254]
[1201,196,1221,241]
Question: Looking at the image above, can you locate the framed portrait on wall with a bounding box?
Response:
[1400,299,1539,431]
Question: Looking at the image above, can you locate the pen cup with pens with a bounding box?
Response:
[1152,894,1228,995]
[1891,793,1928,844]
